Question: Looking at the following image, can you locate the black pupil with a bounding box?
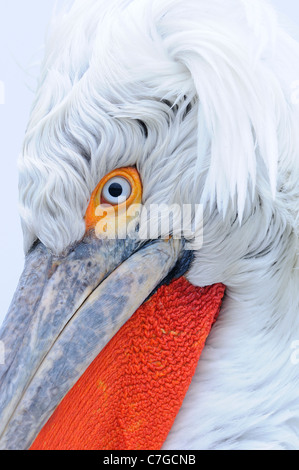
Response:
[109,182,123,198]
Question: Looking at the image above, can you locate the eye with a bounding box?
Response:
[101,176,132,205]
[85,167,142,233]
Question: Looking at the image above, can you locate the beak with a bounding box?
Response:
[0,232,182,450]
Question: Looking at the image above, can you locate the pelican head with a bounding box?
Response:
[1,0,299,450]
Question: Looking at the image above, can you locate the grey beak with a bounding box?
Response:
[0,233,180,450]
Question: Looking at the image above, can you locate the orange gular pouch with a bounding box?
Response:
[31,278,225,451]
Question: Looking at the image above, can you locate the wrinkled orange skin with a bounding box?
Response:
[31,278,225,451]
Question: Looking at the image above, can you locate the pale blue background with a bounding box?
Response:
[0,0,299,326]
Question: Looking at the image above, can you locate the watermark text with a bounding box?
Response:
[94,203,203,249]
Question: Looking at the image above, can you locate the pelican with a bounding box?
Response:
[1,0,299,450]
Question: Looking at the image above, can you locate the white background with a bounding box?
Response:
[0,0,299,326]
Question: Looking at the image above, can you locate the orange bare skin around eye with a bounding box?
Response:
[30,278,225,451]
[85,167,142,232]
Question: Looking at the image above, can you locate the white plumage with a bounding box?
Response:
[16,0,299,449]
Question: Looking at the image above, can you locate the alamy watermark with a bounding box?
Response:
[94,203,204,249]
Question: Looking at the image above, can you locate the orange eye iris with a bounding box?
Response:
[85,167,142,233]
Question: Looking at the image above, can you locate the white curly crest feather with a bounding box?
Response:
[19,0,299,254]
